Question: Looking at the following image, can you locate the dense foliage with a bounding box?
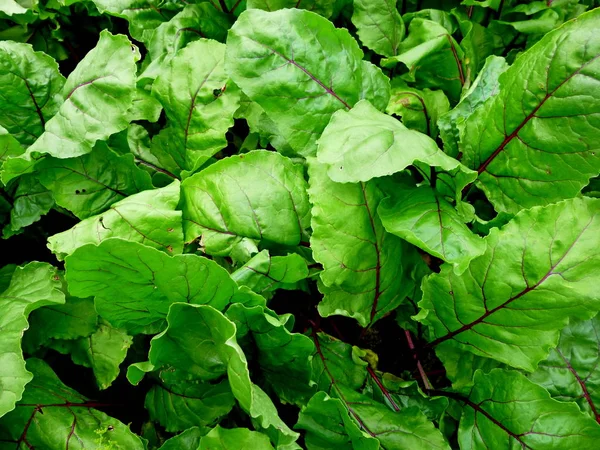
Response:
[1,0,600,448]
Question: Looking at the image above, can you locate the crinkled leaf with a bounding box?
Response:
[378,182,486,273]
[387,79,449,137]
[48,181,183,260]
[351,0,404,57]
[226,8,390,156]
[438,55,508,158]
[529,315,600,422]
[49,320,132,390]
[460,8,600,213]
[181,151,310,258]
[0,41,65,146]
[37,141,153,219]
[1,31,140,183]
[456,369,600,449]
[308,160,410,327]
[0,262,64,418]
[226,303,314,405]
[231,250,309,293]
[151,39,240,177]
[0,358,144,448]
[419,197,600,371]
[382,19,465,103]
[65,239,237,334]
[317,100,461,183]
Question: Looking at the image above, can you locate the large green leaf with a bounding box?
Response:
[1,31,140,183]
[48,181,183,260]
[151,39,240,177]
[141,4,233,81]
[0,358,144,448]
[0,41,65,146]
[226,8,390,156]
[65,239,238,334]
[351,0,404,57]
[0,263,64,418]
[49,319,132,390]
[181,151,310,258]
[231,250,309,294]
[226,303,315,405]
[460,8,600,213]
[37,142,153,219]
[419,197,600,371]
[308,161,411,327]
[378,181,486,273]
[455,369,600,449]
[529,315,600,422]
[317,100,462,183]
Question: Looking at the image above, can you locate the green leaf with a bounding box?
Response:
[145,376,235,433]
[65,239,238,334]
[308,160,411,327]
[1,31,140,183]
[48,181,183,260]
[226,8,390,156]
[438,55,508,158]
[0,41,65,146]
[199,426,275,450]
[151,39,240,177]
[158,427,203,450]
[296,391,379,450]
[317,100,462,183]
[386,79,450,137]
[231,250,309,293]
[0,263,64,418]
[141,4,233,81]
[37,141,153,219]
[0,358,144,448]
[419,197,600,371]
[4,174,54,234]
[382,19,465,103]
[529,315,600,422]
[181,151,311,258]
[460,8,600,213]
[455,369,600,449]
[378,182,486,273]
[49,320,132,390]
[351,0,405,57]
[247,0,335,18]
[0,125,24,166]
[226,303,315,405]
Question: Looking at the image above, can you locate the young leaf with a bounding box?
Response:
[454,369,600,449]
[317,100,462,183]
[0,41,65,146]
[308,160,411,326]
[351,0,405,57]
[0,358,144,448]
[181,151,310,258]
[1,31,140,183]
[460,8,600,213]
[529,315,600,423]
[65,239,238,334]
[151,39,240,176]
[0,263,64,418]
[420,197,600,371]
[48,181,183,260]
[37,141,153,219]
[378,182,486,273]
[226,8,390,156]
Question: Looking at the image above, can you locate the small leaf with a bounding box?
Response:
[352,0,405,57]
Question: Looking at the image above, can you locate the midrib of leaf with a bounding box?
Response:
[64,76,108,100]
[183,64,219,150]
[360,183,382,324]
[23,79,45,128]
[444,34,465,87]
[58,166,129,198]
[250,39,352,109]
[428,215,594,347]
[110,205,174,252]
[475,53,600,176]
[554,347,600,423]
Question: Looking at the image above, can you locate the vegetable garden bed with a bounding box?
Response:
[0,0,599,448]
